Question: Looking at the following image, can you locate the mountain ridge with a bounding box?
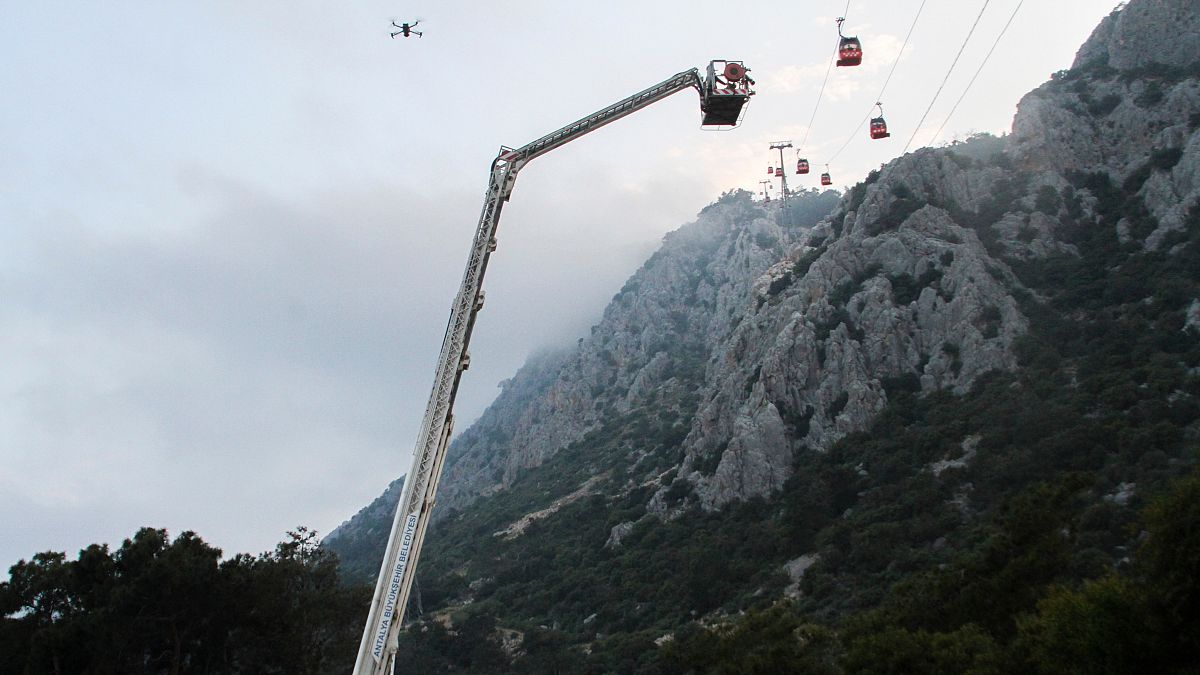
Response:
[326,1,1200,669]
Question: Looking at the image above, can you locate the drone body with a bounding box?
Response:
[390,20,422,38]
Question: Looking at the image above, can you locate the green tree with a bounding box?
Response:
[0,526,367,674]
[1015,576,1156,675]
[1014,467,1200,674]
[220,526,366,673]
[1138,466,1200,662]
[842,624,1004,675]
[1,550,90,674]
[660,603,842,674]
[108,528,226,673]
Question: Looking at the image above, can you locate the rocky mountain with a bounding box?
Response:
[435,191,843,515]
[328,188,839,539]
[326,1,1200,670]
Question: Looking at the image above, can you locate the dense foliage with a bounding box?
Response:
[0,527,366,674]
[662,466,1200,675]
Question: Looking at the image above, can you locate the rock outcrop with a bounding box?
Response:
[683,192,1027,507]
[1010,1,1200,245]
[432,192,838,516]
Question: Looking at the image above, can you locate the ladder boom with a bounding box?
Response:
[353,61,752,675]
[502,68,702,172]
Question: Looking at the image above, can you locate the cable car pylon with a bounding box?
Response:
[769,140,793,203]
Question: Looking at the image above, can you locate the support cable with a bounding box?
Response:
[797,0,852,154]
[902,0,993,153]
[929,0,1024,145]
[826,0,928,164]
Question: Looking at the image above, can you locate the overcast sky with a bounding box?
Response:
[1,0,1118,571]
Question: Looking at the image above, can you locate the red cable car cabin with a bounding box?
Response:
[767,166,774,175]
[870,117,890,139]
[796,158,810,174]
[774,167,783,177]
[820,172,832,186]
[837,36,862,67]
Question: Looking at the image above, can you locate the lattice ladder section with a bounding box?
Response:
[354,63,750,675]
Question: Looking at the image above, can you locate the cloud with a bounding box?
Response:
[0,147,718,568]
[764,28,911,103]
[0,164,479,565]
[766,61,836,95]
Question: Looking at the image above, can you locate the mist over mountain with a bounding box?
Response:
[326,0,1200,670]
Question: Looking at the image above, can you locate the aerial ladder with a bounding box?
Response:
[352,60,754,675]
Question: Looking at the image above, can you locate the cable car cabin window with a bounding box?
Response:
[797,159,810,174]
[837,38,862,67]
[870,117,890,139]
[821,173,833,186]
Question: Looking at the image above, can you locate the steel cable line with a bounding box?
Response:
[929,0,1025,145]
[902,0,992,154]
[825,0,929,165]
[797,35,839,153]
[797,0,853,154]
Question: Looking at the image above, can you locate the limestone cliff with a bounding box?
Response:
[435,192,837,515]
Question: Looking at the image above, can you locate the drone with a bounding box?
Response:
[390,20,422,38]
